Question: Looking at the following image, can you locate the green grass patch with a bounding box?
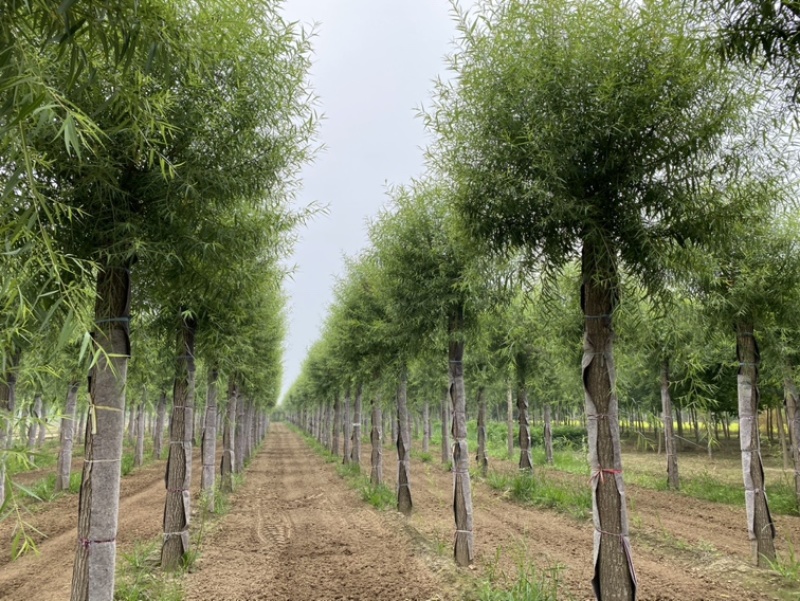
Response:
[114,541,183,601]
[486,471,591,520]
[474,555,563,601]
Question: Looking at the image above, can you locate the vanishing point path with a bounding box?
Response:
[184,423,452,601]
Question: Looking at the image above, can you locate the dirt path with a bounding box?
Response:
[183,424,454,601]
[0,450,202,600]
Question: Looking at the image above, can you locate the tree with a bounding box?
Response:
[429,0,763,596]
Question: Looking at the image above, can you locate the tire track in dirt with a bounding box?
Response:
[183,424,453,601]
[0,449,203,601]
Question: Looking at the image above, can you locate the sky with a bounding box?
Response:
[277,1,464,401]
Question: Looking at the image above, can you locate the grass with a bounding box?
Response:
[114,541,183,601]
[485,471,591,521]
[473,550,564,601]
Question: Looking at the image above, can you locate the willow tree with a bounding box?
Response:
[693,203,800,565]
[370,180,496,565]
[430,1,761,596]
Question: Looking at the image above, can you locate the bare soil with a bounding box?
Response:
[0,450,197,600]
[183,424,455,601]
[2,423,800,601]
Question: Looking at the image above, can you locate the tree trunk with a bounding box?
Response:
[736,325,776,566]
[343,392,351,465]
[422,401,430,454]
[37,397,47,448]
[476,387,488,477]
[507,382,514,459]
[134,397,145,468]
[516,364,533,472]
[154,391,167,460]
[351,384,362,468]
[332,396,341,457]
[1,351,21,507]
[220,377,238,493]
[450,322,474,566]
[777,401,789,472]
[661,359,679,490]
[441,386,450,466]
[71,264,131,601]
[77,406,86,446]
[370,398,383,486]
[396,371,413,515]
[234,391,246,474]
[56,381,80,492]
[582,240,636,601]
[543,403,554,465]
[161,314,197,570]
[201,367,219,512]
[28,393,42,453]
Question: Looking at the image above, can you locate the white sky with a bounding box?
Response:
[278,1,464,400]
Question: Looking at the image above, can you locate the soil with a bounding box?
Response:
[0,450,196,600]
[1,423,800,600]
[183,424,455,601]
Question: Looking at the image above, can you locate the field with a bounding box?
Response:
[1,422,799,600]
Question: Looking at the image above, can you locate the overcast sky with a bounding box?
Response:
[278,1,463,400]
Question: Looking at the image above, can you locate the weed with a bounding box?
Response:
[114,541,183,601]
[767,540,800,583]
[489,471,590,520]
[475,555,563,601]
[359,482,395,510]
[121,453,135,477]
[69,471,82,494]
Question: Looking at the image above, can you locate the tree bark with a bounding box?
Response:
[441,386,450,466]
[476,387,488,477]
[543,403,554,465]
[234,391,246,474]
[507,382,514,459]
[661,359,679,490]
[71,264,131,601]
[343,392,351,464]
[37,397,47,448]
[332,395,341,457]
[582,240,636,601]
[777,401,789,472]
[220,377,237,493]
[422,400,430,454]
[736,325,776,566]
[351,384,362,468]
[1,350,22,507]
[56,381,80,492]
[516,362,533,472]
[370,398,383,486]
[201,367,219,512]
[154,391,167,460]
[134,397,145,468]
[28,393,42,453]
[396,371,413,515]
[450,321,474,566]
[161,314,197,570]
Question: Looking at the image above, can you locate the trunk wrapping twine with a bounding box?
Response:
[661,360,679,490]
[161,314,197,570]
[736,326,776,566]
[71,264,131,601]
[582,242,636,601]
[396,372,412,515]
[370,399,383,486]
[201,368,219,511]
[450,331,474,566]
